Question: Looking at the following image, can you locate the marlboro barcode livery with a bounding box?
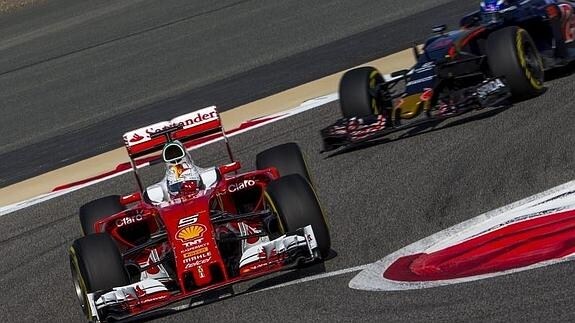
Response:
[68,106,331,322]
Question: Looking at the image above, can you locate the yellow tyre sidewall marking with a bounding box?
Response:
[294,153,330,230]
[369,70,381,114]
[263,191,286,234]
[516,29,544,90]
[69,246,93,320]
[263,181,330,236]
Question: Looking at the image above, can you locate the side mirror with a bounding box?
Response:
[120,192,141,205]
[412,43,420,60]
[218,161,241,175]
[460,12,481,28]
[432,24,447,34]
[390,69,410,78]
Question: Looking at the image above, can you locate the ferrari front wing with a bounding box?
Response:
[85,225,320,322]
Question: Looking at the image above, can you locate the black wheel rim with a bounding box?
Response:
[522,36,543,83]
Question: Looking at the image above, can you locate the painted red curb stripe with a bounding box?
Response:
[51,115,282,192]
[384,209,575,281]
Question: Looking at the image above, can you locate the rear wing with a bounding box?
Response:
[122,106,233,161]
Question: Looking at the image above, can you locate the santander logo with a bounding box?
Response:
[144,110,218,137]
[129,133,145,143]
[350,180,575,291]
[123,106,219,147]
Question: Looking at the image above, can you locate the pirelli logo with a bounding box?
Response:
[183,247,209,259]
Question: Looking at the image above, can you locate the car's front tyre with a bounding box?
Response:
[339,66,385,118]
[69,233,129,320]
[487,26,544,100]
[264,174,330,258]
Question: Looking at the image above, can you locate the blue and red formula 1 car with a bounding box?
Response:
[321,0,575,152]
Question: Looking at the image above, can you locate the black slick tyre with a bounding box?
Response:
[80,195,125,235]
[264,174,330,258]
[339,66,384,118]
[69,233,129,319]
[256,142,312,184]
[486,26,544,100]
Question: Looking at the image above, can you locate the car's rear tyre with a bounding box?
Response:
[69,233,129,319]
[486,26,544,100]
[256,142,312,184]
[339,66,384,118]
[80,195,125,235]
[264,174,330,258]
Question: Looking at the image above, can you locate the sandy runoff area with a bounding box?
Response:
[0,0,43,13]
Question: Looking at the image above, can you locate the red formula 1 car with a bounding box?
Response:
[68,106,331,322]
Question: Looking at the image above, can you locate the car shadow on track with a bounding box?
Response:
[324,105,513,158]
[545,60,575,81]
[243,249,337,292]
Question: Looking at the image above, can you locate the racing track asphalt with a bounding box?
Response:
[3,73,575,322]
[4,0,575,322]
[0,0,472,187]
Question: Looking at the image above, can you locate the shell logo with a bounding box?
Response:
[176,225,205,242]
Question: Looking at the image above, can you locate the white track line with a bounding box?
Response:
[350,180,575,291]
[253,264,369,294]
[0,93,338,217]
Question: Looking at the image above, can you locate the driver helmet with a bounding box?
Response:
[480,0,512,23]
[162,141,201,197]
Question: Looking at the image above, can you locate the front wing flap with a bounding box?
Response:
[86,226,319,322]
[86,279,171,322]
[321,77,510,153]
[238,225,319,274]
